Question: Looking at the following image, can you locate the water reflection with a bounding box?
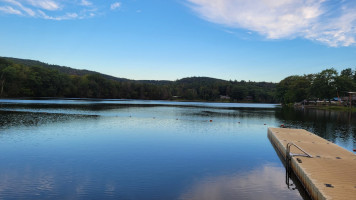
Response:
[0,98,279,109]
[0,163,303,200]
[275,108,356,151]
[180,164,302,200]
[0,99,354,199]
[0,111,98,131]
[0,165,120,199]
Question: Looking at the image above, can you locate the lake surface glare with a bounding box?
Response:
[0,99,355,200]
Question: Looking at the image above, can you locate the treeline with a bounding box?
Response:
[0,58,171,99]
[3,57,129,82]
[276,68,356,104]
[0,57,276,102]
[173,77,275,102]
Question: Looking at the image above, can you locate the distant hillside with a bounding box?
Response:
[0,56,277,102]
[177,77,227,84]
[1,57,130,82]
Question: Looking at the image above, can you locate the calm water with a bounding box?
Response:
[0,99,355,200]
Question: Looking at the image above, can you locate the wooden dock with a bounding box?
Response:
[268,128,356,200]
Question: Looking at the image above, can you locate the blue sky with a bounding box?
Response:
[0,0,355,82]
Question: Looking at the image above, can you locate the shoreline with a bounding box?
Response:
[293,104,356,112]
[0,97,277,104]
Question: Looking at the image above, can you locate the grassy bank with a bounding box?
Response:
[315,106,356,112]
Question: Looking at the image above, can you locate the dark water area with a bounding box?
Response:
[276,107,356,151]
[0,99,355,200]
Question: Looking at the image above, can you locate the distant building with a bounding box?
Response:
[220,95,231,100]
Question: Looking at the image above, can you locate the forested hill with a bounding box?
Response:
[177,77,226,84]
[1,57,130,82]
[0,57,277,102]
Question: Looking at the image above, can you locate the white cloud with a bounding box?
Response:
[80,0,92,7]
[26,0,60,11]
[2,0,36,16]
[38,9,79,20]
[186,0,356,47]
[0,0,99,20]
[0,6,22,15]
[110,2,121,10]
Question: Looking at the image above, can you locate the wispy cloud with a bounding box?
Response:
[2,0,36,16]
[0,0,102,20]
[110,2,121,10]
[80,0,92,7]
[26,0,60,11]
[37,9,79,20]
[0,5,22,15]
[186,0,356,47]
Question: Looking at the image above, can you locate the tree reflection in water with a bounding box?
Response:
[275,108,356,151]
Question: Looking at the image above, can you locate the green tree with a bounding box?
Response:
[311,68,338,101]
[231,85,247,100]
[276,75,311,104]
[335,75,356,95]
[340,68,353,78]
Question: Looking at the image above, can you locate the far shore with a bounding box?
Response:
[0,97,278,104]
[294,103,356,112]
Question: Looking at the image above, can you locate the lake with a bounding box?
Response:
[0,99,355,200]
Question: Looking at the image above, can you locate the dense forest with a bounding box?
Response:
[2,57,355,104]
[0,57,276,103]
[276,68,356,104]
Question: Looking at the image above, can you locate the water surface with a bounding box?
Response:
[0,99,355,199]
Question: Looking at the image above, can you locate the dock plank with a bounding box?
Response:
[268,128,356,200]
